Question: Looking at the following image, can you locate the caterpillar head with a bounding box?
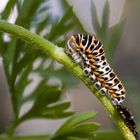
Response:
[65,34,81,53]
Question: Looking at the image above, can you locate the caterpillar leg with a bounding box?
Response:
[83,67,92,76]
[89,74,96,82]
[100,87,107,94]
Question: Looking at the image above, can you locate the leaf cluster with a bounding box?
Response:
[0,0,100,139]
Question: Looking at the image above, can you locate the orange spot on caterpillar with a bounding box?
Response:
[98,77,104,82]
[103,83,110,88]
[85,49,91,53]
[109,89,114,94]
[112,93,117,98]
[87,54,94,58]
[90,59,96,63]
[71,36,76,43]
[91,65,96,69]
[94,71,100,76]
[76,44,84,49]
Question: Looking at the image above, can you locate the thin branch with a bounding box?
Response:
[0,20,135,140]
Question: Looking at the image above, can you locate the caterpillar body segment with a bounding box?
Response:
[65,34,125,105]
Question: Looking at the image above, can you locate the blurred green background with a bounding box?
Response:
[0,0,140,140]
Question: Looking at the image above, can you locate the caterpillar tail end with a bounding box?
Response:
[115,104,139,140]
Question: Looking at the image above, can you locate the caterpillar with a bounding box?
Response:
[115,105,138,140]
[65,34,138,139]
[65,34,125,105]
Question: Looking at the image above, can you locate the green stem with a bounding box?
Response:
[6,118,19,139]
[6,123,17,137]
[0,20,135,140]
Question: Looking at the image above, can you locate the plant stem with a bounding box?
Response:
[0,20,136,140]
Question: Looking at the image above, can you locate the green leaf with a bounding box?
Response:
[18,84,63,121]
[16,0,43,27]
[53,112,97,138]
[16,48,40,74]
[42,112,75,119]
[9,135,49,140]
[36,67,79,87]
[95,131,122,140]
[75,122,100,133]
[15,65,32,107]
[10,40,26,86]
[32,84,61,107]
[45,102,71,113]
[18,92,74,121]
[37,4,50,15]
[39,102,73,118]
[91,0,102,38]
[41,102,74,119]
[47,7,75,41]
[3,38,17,77]
[106,19,125,61]
[54,122,100,139]
[61,0,85,32]
[21,79,49,104]
[101,1,110,39]
[36,17,50,34]
[1,0,16,20]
